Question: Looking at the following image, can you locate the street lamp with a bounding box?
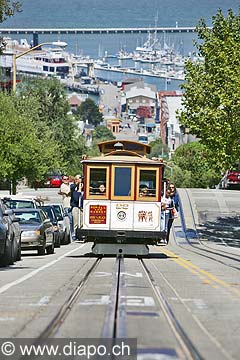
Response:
[12,41,67,92]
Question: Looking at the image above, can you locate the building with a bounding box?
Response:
[121,80,157,119]
[68,93,88,112]
[104,115,122,134]
[158,91,184,154]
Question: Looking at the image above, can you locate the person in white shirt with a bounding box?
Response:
[58,175,73,235]
[161,189,173,233]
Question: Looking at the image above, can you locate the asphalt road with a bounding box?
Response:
[0,187,239,360]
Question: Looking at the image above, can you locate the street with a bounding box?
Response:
[0,187,240,359]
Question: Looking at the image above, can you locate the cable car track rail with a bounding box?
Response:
[102,255,127,339]
[139,258,204,360]
[38,257,102,338]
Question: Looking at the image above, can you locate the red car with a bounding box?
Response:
[33,171,62,188]
[47,173,62,187]
[219,169,240,190]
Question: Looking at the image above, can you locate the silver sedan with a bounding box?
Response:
[13,208,54,255]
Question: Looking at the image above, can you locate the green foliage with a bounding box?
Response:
[178,9,240,172]
[85,125,115,157]
[0,1,22,53]
[93,125,115,141]
[18,78,87,176]
[0,91,59,191]
[0,0,21,21]
[171,142,219,188]
[75,98,104,127]
[148,139,169,159]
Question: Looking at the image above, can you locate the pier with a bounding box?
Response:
[0,26,199,36]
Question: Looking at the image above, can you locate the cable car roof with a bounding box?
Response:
[83,154,163,165]
[97,140,151,156]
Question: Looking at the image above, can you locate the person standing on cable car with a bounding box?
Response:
[70,175,83,239]
[167,183,179,240]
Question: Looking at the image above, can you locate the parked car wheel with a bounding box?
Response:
[46,243,54,255]
[54,233,61,248]
[10,235,18,264]
[37,244,46,256]
[63,230,71,245]
[0,235,14,266]
[16,241,21,261]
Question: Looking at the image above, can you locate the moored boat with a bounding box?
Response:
[0,37,70,79]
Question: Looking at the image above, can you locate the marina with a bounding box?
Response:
[0,35,186,92]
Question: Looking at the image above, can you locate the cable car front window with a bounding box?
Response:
[89,168,107,195]
[139,169,156,197]
[114,167,132,196]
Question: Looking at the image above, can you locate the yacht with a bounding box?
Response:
[0,37,70,79]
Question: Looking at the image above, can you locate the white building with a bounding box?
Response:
[158,91,184,154]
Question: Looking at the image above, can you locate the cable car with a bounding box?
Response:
[76,140,168,256]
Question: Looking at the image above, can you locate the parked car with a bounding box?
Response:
[33,170,62,189]
[2,195,44,209]
[0,178,11,191]
[0,199,21,266]
[13,208,54,255]
[38,205,62,248]
[219,169,240,190]
[52,204,71,245]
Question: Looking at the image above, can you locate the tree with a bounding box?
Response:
[75,98,103,127]
[171,142,219,188]
[85,125,115,157]
[18,78,87,176]
[136,106,152,119]
[93,125,115,141]
[178,9,240,172]
[0,1,22,54]
[148,139,169,159]
[0,92,59,193]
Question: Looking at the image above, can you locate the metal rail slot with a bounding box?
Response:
[139,259,204,360]
[38,258,101,339]
[102,255,127,339]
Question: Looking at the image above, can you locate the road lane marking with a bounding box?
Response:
[0,317,15,321]
[80,295,155,307]
[162,249,240,297]
[94,271,143,278]
[169,297,208,310]
[0,244,85,295]
[29,296,51,307]
[121,296,155,307]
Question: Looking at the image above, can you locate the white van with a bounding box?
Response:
[2,195,44,209]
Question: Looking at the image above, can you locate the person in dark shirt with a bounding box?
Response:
[70,175,83,238]
[169,183,179,211]
[167,183,179,242]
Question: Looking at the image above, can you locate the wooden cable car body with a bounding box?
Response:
[76,140,168,255]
